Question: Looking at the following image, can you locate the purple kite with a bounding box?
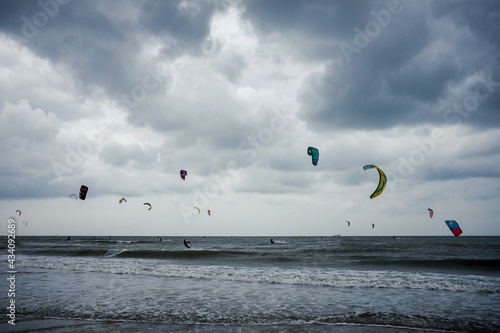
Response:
[180,170,187,180]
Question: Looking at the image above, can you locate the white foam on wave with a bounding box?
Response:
[20,255,500,293]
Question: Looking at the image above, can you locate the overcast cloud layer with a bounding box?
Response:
[1,0,499,236]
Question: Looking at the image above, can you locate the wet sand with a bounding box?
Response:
[1,318,450,333]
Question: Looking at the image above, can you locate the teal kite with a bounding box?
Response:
[307,147,319,166]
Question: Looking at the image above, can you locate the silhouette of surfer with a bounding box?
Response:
[270,238,275,244]
[183,239,191,248]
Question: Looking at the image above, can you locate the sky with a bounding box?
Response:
[1,0,499,236]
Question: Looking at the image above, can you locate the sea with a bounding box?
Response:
[1,235,499,332]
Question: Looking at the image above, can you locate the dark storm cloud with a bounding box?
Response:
[242,0,376,61]
[240,0,500,131]
[138,0,225,58]
[0,0,226,98]
[432,0,500,49]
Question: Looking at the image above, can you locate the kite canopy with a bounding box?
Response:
[16,210,21,216]
[428,208,434,218]
[363,165,387,199]
[346,220,350,227]
[307,147,319,166]
[445,220,462,236]
[194,207,200,214]
[372,223,375,228]
[180,170,187,180]
[79,185,88,200]
[207,210,211,216]
[143,203,152,210]
[69,194,77,199]
[23,221,28,226]
[119,198,127,204]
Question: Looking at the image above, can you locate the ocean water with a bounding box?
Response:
[1,235,499,332]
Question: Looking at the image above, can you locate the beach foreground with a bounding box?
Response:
[1,318,445,333]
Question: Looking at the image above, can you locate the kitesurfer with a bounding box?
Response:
[183,239,191,248]
[270,238,275,244]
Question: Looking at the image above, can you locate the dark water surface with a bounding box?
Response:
[1,236,499,332]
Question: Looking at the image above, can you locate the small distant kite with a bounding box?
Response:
[79,185,88,200]
[16,210,21,216]
[143,203,152,210]
[194,207,200,214]
[119,198,127,204]
[23,221,28,226]
[180,170,187,180]
[371,223,375,229]
[208,210,211,216]
[445,220,462,237]
[428,208,434,218]
[346,220,350,227]
[363,165,387,199]
[307,147,319,166]
[69,194,77,199]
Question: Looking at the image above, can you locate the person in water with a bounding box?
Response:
[270,238,275,244]
[183,239,191,248]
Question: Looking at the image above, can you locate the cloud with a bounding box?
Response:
[0,0,499,235]
[294,0,500,132]
[0,100,61,199]
[100,142,158,169]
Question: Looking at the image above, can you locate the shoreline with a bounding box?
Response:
[0,318,450,333]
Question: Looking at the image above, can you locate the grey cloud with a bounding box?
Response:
[138,0,226,57]
[216,52,247,83]
[100,142,158,169]
[242,0,376,61]
[0,1,227,101]
[295,1,500,131]
[0,100,64,199]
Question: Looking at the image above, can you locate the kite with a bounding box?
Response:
[445,220,462,237]
[79,185,88,200]
[23,221,28,226]
[143,203,152,210]
[119,198,127,204]
[307,147,319,166]
[346,220,350,227]
[208,210,211,216]
[180,170,187,180]
[69,194,77,199]
[428,208,434,218]
[194,207,200,214]
[16,210,21,216]
[371,223,375,228]
[363,165,387,199]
